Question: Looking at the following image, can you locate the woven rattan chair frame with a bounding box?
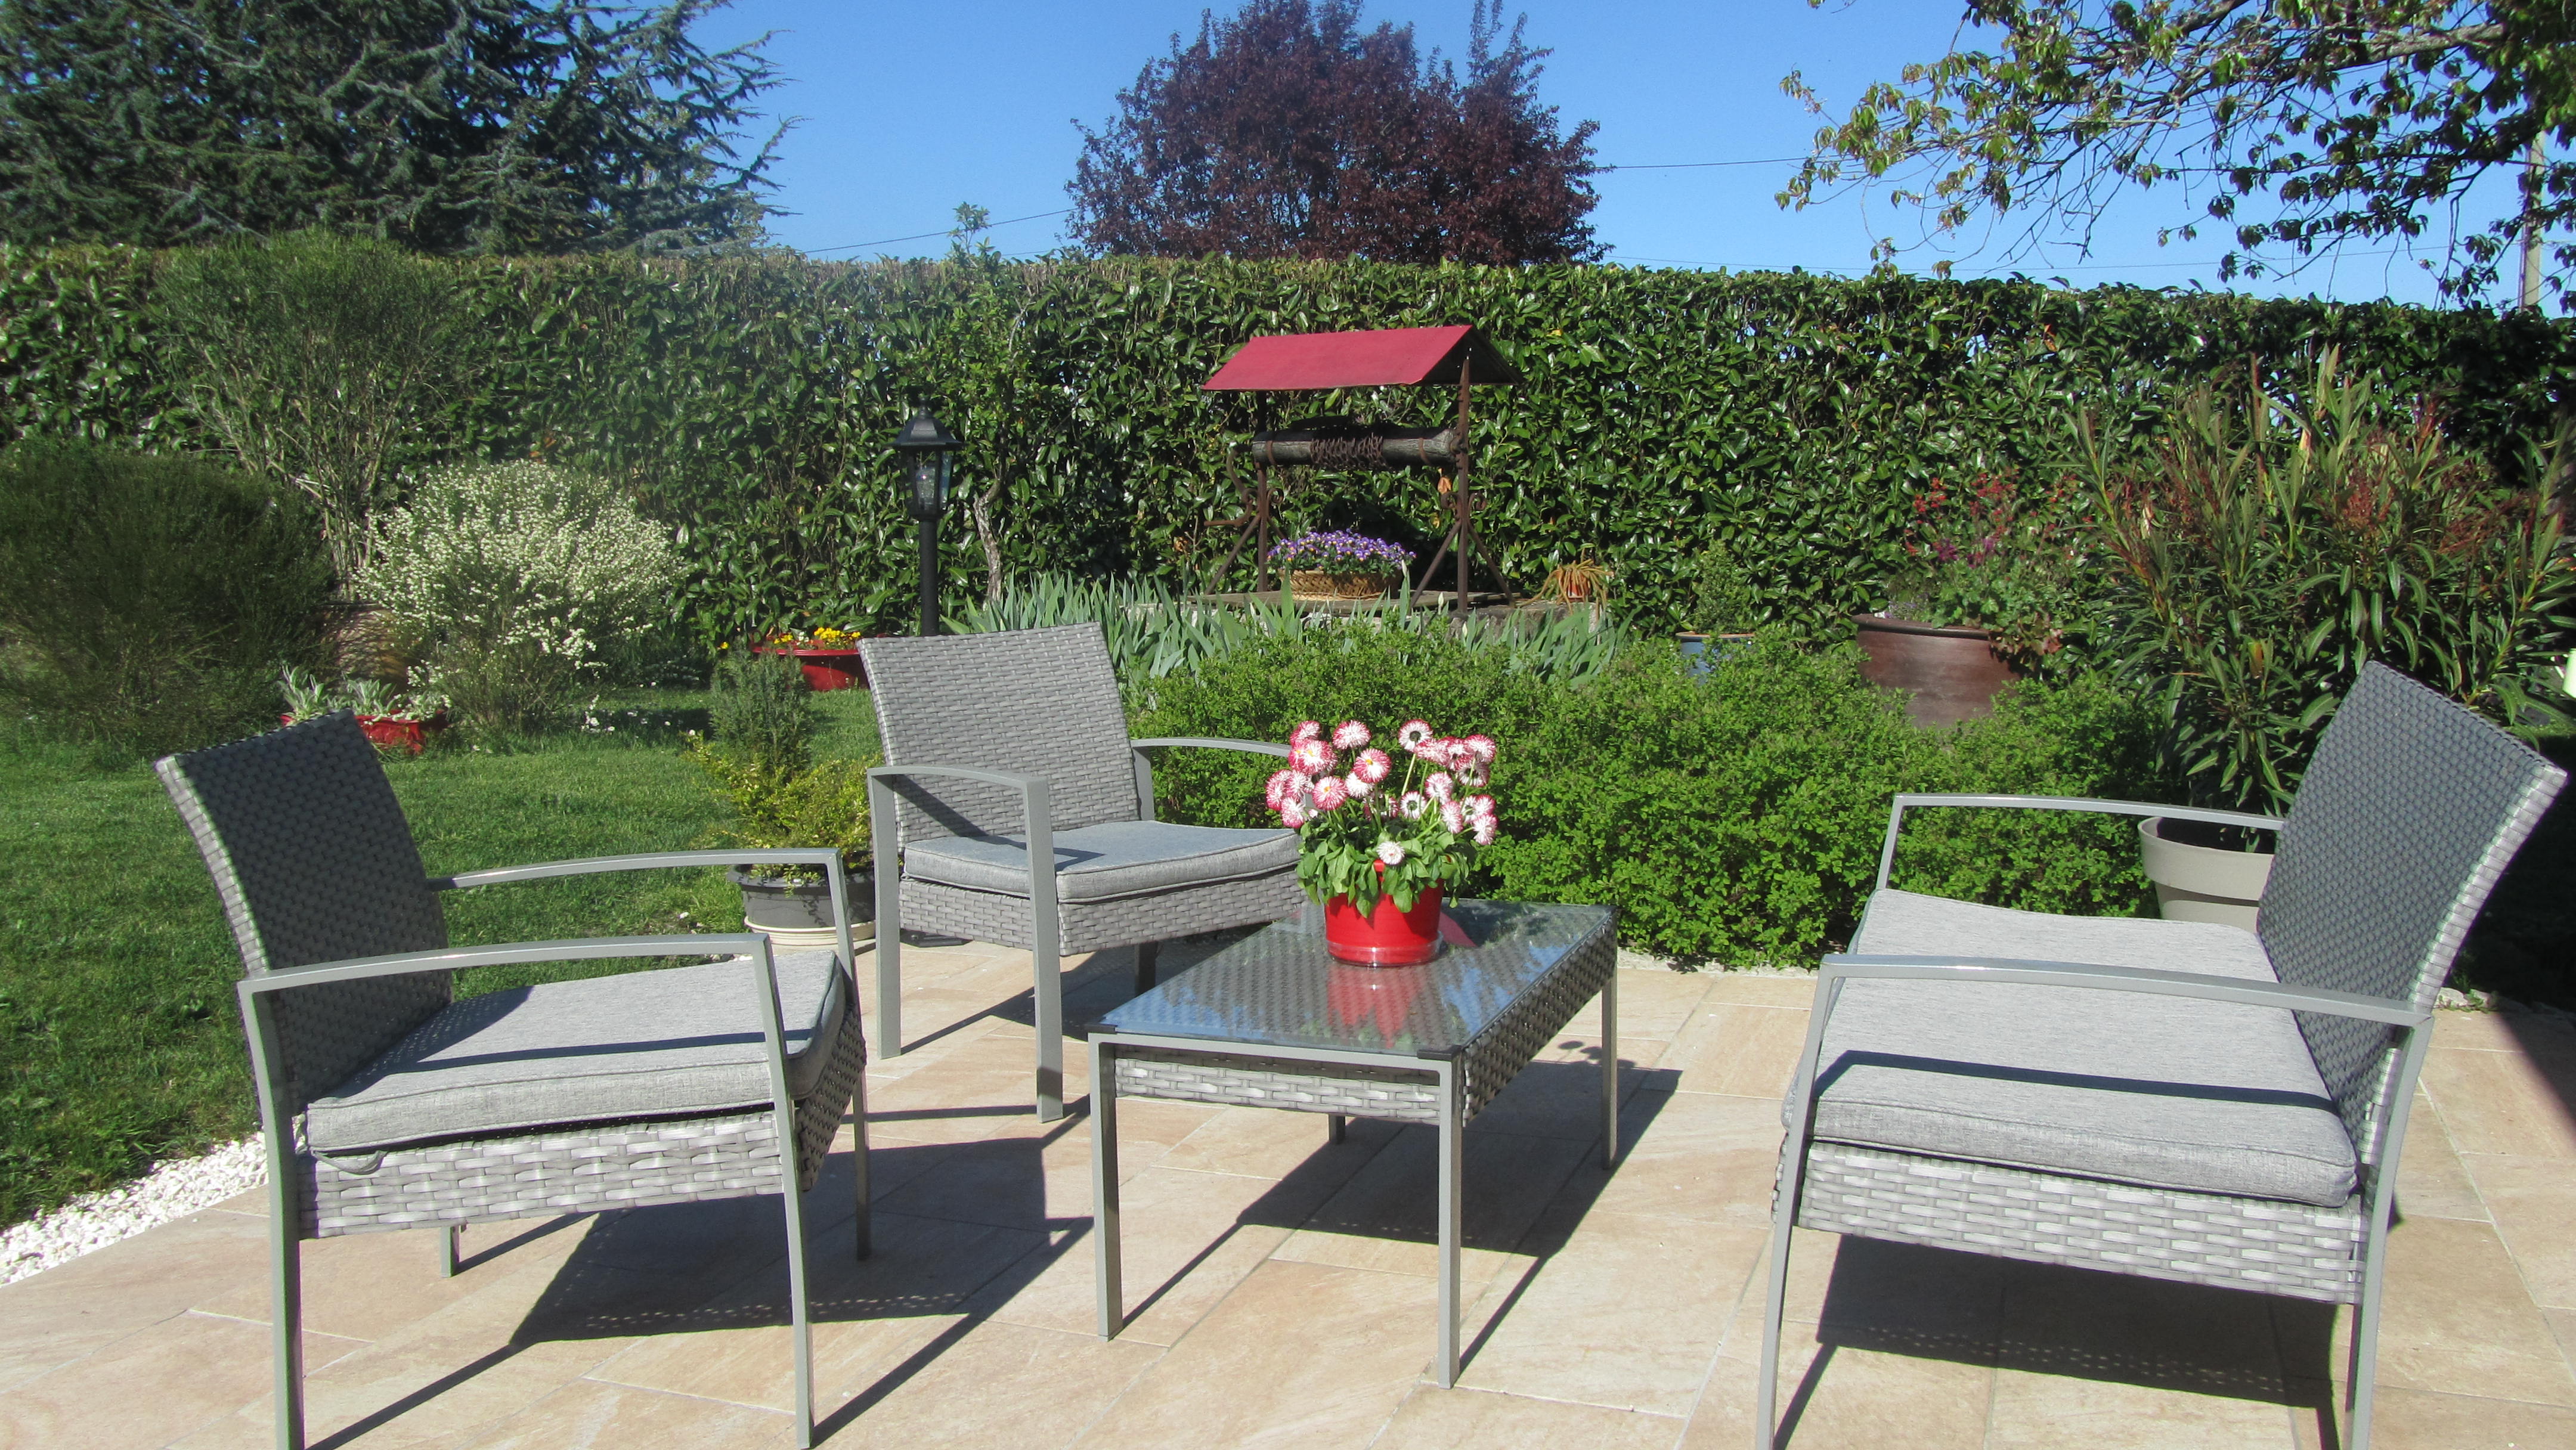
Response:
[159,714,871,1450]
[862,625,1299,1121]
[1757,665,2566,1450]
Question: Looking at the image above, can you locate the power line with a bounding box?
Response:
[806,207,1072,256]
[1597,156,1808,172]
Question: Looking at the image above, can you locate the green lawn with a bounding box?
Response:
[0,690,881,1228]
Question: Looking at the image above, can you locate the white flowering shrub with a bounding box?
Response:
[357,460,682,732]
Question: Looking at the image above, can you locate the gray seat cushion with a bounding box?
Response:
[304,950,847,1154]
[903,819,1298,903]
[1793,890,2358,1207]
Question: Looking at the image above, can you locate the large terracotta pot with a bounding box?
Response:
[1851,616,2022,726]
[1322,882,1445,966]
[2138,819,2274,930]
[753,645,868,692]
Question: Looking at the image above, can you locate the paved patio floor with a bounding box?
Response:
[7,940,2576,1449]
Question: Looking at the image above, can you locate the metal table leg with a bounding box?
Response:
[1091,1037,1123,1339]
[1600,969,1620,1167]
[1436,1056,1462,1388]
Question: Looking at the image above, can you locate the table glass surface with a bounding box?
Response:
[1093,899,1614,1060]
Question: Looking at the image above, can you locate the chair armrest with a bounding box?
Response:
[1818,953,2425,1026]
[1128,737,1292,759]
[866,764,1055,894]
[237,934,771,994]
[867,763,1046,792]
[1874,794,2287,892]
[431,848,847,891]
[1127,739,1290,822]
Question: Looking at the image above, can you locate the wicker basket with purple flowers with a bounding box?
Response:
[1268,530,1414,599]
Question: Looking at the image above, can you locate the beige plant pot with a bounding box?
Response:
[2138,817,2274,930]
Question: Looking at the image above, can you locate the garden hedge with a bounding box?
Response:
[5,244,2574,640]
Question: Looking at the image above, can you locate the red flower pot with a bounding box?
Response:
[281,711,447,754]
[1322,881,1445,966]
[753,645,868,692]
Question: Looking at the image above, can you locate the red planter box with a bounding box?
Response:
[754,645,869,692]
[281,711,447,754]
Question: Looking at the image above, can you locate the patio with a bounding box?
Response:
[5,938,2574,1450]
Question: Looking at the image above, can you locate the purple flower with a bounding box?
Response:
[1267,530,1416,573]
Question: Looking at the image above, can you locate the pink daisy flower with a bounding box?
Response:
[1332,720,1370,749]
[1440,799,1468,835]
[1281,800,1309,828]
[1399,791,1429,819]
[1464,735,1497,764]
[1353,748,1391,784]
[1290,738,1333,773]
[1472,818,1497,847]
[1425,772,1454,802]
[1466,794,1496,822]
[1292,720,1323,743]
[1342,772,1372,799]
[1376,839,1407,866]
[1454,761,1487,789]
[1265,768,1299,808]
[1311,775,1348,810]
[1397,720,1432,750]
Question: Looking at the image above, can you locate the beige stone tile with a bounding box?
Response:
[975,1163,1341,1345]
[1570,967,1719,1040]
[1069,1260,1439,1450]
[0,1312,361,1450]
[459,1377,794,1449]
[1713,1228,2014,1371]
[2435,1009,2534,1052]
[1984,1365,2300,1449]
[1456,1212,1761,1416]
[193,1214,593,1341]
[1660,1003,1809,1100]
[2552,1307,2576,1373]
[811,1319,1159,1449]
[1693,974,1818,1009]
[2377,1215,2576,1408]
[1156,1105,1400,1180]
[872,1098,1214,1234]
[167,1330,628,1450]
[2302,1382,2576,1450]
[1686,1324,1992,1450]
[860,1033,1095,1146]
[1556,1089,1782,1229]
[1275,1127,1589,1286]
[2422,1046,2576,1161]
[0,1207,280,1393]
[2466,1155,2576,1310]
[2398,1091,2491,1223]
[583,1211,1046,1412]
[1377,1384,1684,1449]
[1466,1053,1658,1142]
[209,1189,267,1216]
[1996,1257,2290,1401]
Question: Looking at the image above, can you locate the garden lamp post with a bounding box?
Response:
[892,409,959,636]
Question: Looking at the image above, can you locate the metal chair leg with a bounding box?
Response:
[1092,1036,1123,1339]
[268,1187,305,1450]
[1755,1152,1801,1450]
[1134,940,1159,994]
[782,1152,814,1448]
[2348,1223,2394,1450]
[437,1223,460,1278]
[869,794,903,1061]
[850,1062,874,1262]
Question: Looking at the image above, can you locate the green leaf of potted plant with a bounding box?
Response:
[691,652,877,948]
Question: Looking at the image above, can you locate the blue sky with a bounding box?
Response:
[694,1,2527,309]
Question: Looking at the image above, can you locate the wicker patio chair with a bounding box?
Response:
[1760,662,2566,1450]
[861,622,1302,1120]
[157,712,871,1450]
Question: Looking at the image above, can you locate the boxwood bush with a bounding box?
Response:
[1134,628,2174,965]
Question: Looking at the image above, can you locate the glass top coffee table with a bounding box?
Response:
[1085,898,1620,1386]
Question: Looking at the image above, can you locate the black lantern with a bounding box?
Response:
[890,410,960,635]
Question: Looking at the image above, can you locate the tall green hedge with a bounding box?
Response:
[5,244,2572,639]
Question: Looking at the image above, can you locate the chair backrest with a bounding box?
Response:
[157,712,452,1109]
[861,622,1138,847]
[2261,662,2566,1164]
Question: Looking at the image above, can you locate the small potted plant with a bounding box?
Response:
[278,667,451,752]
[1857,470,2091,726]
[1265,717,1495,965]
[690,652,876,949]
[1677,541,1760,674]
[753,624,872,692]
[1268,531,1415,601]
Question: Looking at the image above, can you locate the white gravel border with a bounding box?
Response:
[1,1139,265,1287]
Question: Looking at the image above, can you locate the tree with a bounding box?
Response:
[1779,2,2576,308]
[1069,0,1602,263]
[0,0,785,253]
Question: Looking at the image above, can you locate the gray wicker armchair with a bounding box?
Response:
[1759,662,2566,1450]
[861,622,1304,1120]
[157,712,870,1450]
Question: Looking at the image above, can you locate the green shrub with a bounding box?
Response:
[707,650,816,774]
[1138,628,2172,964]
[356,460,683,735]
[0,438,337,755]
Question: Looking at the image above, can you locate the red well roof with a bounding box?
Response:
[1201,325,1518,391]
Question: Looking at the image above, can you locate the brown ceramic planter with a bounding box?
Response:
[1851,615,2022,727]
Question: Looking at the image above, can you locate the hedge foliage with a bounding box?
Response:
[1134,628,2173,963]
[6,243,2574,641]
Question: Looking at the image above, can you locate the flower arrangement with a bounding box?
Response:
[1267,531,1414,580]
[1888,470,2094,671]
[1268,717,1497,915]
[761,626,865,650]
